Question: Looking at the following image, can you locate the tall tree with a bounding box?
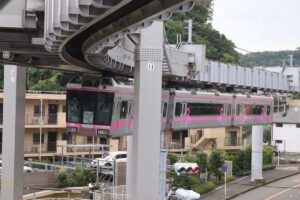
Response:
[164,0,239,63]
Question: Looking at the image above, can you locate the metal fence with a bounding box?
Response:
[93,185,130,200]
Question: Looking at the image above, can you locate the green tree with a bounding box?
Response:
[195,151,208,173]
[208,149,224,179]
[164,1,239,63]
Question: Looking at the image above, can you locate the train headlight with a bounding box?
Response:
[67,127,78,133]
[97,129,109,136]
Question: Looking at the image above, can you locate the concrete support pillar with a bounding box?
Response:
[126,135,132,194]
[1,65,26,199]
[251,125,264,183]
[130,21,163,200]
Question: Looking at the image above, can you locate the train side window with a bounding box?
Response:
[175,103,182,117]
[266,105,271,115]
[130,101,134,117]
[120,101,128,119]
[227,104,232,115]
[187,103,222,116]
[182,104,186,116]
[163,103,168,117]
[236,104,241,115]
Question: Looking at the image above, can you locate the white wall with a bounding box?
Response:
[272,123,300,153]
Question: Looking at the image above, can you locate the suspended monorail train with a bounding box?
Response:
[66,77,273,137]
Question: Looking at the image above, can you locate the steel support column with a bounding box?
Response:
[251,125,264,182]
[1,65,26,199]
[131,21,164,200]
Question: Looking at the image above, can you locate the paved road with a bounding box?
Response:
[232,173,300,200]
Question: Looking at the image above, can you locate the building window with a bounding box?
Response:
[87,136,93,144]
[62,132,72,144]
[296,124,300,128]
[34,105,45,115]
[63,105,66,113]
[276,123,283,127]
[33,133,44,144]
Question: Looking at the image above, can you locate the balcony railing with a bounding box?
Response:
[24,142,57,154]
[224,137,242,146]
[24,113,66,126]
[164,139,184,150]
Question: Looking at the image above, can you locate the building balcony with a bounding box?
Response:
[24,113,66,128]
[22,142,108,157]
[223,137,243,150]
[164,139,187,153]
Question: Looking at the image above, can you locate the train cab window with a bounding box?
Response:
[95,93,114,125]
[187,103,222,116]
[120,101,128,119]
[67,91,82,123]
[82,92,96,124]
[163,103,168,117]
[175,103,182,116]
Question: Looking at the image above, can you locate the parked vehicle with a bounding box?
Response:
[0,160,33,173]
[90,151,127,168]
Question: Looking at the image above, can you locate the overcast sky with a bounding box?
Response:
[212,0,300,53]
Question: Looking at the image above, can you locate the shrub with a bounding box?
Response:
[172,174,200,190]
[191,181,216,195]
[263,146,273,165]
[56,168,68,188]
[68,167,96,187]
[263,164,276,171]
[168,153,179,165]
[209,149,224,180]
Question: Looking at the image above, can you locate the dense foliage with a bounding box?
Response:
[164,0,239,63]
[0,65,74,91]
[239,49,300,67]
[56,167,96,188]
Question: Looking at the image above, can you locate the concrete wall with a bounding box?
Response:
[23,172,57,187]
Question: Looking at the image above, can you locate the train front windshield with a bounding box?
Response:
[67,90,114,126]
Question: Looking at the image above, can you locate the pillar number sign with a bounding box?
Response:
[148,61,155,71]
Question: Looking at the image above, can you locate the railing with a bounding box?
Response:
[24,142,57,154]
[66,145,109,153]
[224,137,242,146]
[24,113,65,126]
[164,139,184,149]
[93,185,130,200]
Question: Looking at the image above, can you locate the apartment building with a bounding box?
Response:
[164,127,243,154]
[0,91,115,159]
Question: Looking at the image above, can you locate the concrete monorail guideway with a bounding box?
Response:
[0,0,297,199]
